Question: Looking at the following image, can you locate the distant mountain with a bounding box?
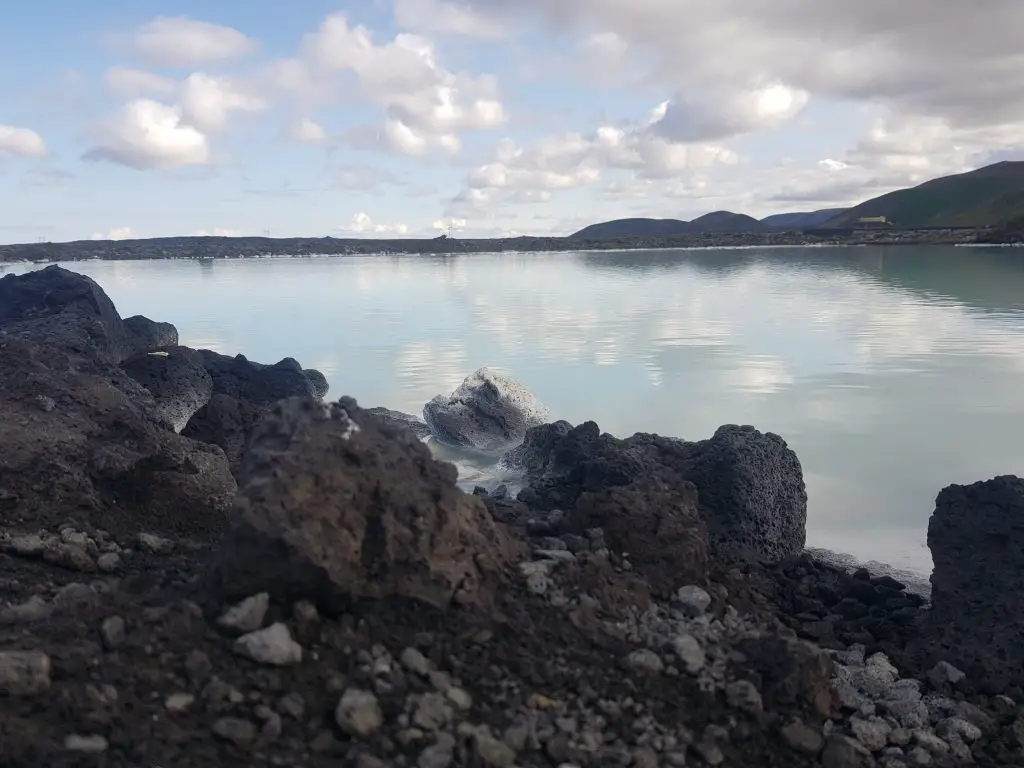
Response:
[824,161,1024,228]
[569,217,691,240]
[761,208,848,229]
[688,211,767,233]
[569,211,765,239]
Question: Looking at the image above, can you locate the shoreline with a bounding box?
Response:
[0,227,998,264]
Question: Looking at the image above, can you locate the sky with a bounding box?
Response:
[2,0,1024,244]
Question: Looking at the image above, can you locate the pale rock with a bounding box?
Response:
[137,532,175,554]
[850,715,892,752]
[623,649,664,676]
[64,734,108,753]
[0,650,51,696]
[232,622,302,666]
[218,592,269,633]
[336,689,384,737]
[401,647,431,676]
[671,633,705,674]
[675,584,712,616]
[165,692,196,713]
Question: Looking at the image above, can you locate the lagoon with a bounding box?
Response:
[9,245,1024,575]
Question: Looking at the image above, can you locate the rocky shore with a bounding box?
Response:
[0,227,986,264]
[1,265,1023,767]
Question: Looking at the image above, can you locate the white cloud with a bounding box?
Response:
[450,108,739,214]
[83,99,211,170]
[271,13,505,155]
[433,218,467,232]
[131,17,258,68]
[393,0,504,39]
[289,118,327,146]
[179,73,265,133]
[343,212,409,235]
[91,226,133,241]
[105,67,177,98]
[652,83,810,142]
[194,228,241,236]
[0,125,46,156]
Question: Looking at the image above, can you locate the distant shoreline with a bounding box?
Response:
[0,226,1010,264]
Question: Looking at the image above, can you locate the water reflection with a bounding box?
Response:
[8,246,1024,574]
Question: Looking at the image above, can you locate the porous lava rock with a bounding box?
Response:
[123,314,178,353]
[205,396,523,612]
[508,420,806,566]
[366,406,432,440]
[567,473,710,594]
[423,367,550,454]
[921,475,1024,694]
[0,265,137,368]
[122,346,213,433]
[0,322,235,539]
[182,352,329,472]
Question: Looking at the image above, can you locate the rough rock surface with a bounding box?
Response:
[510,420,806,565]
[682,425,807,564]
[123,314,178,353]
[567,473,711,595]
[181,352,330,474]
[0,265,134,368]
[920,475,1024,694]
[423,367,551,454]
[181,394,267,475]
[206,397,523,611]
[365,406,432,440]
[196,350,325,406]
[0,269,237,540]
[122,346,214,432]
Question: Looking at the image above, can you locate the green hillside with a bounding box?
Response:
[825,161,1024,228]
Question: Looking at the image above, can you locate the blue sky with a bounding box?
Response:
[2,0,1023,243]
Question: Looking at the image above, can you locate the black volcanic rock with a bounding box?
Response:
[0,265,134,367]
[920,475,1024,693]
[122,346,214,433]
[505,420,807,565]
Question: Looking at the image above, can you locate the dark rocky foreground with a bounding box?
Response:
[1,266,1023,767]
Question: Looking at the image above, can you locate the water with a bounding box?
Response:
[8,245,1024,576]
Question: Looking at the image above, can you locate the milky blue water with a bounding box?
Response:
[9,245,1024,575]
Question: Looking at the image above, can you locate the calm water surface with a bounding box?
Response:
[9,246,1024,575]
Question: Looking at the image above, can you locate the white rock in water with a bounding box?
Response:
[422,367,550,454]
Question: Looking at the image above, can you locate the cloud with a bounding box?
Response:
[179,73,265,133]
[289,118,327,146]
[194,227,241,236]
[461,1,1024,132]
[91,226,133,240]
[271,13,506,155]
[342,212,409,235]
[393,0,505,39]
[131,17,258,68]
[0,125,46,156]
[105,67,177,98]
[83,99,211,170]
[652,84,810,142]
[450,108,739,214]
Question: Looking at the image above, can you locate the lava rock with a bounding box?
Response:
[122,346,213,432]
[921,475,1024,693]
[365,407,432,440]
[422,367,550,454]
[206,397,523,612]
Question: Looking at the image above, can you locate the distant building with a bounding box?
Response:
[857,216,889,224]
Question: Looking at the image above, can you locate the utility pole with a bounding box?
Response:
[263,229,271,237]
